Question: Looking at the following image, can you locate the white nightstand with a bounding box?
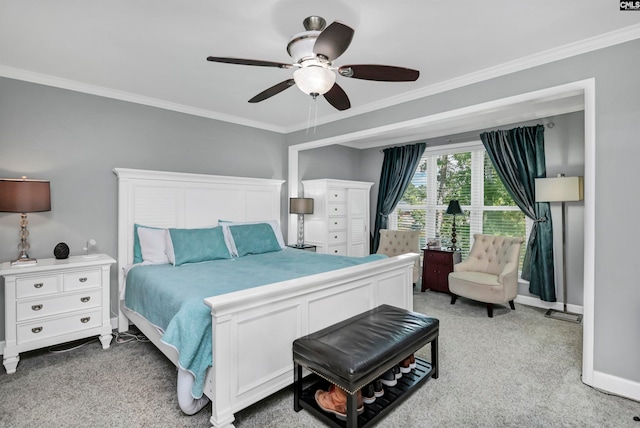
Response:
[0,254,116,373]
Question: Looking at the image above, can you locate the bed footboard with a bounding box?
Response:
[203,253,417,428]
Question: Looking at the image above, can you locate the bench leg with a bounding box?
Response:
[346,392,358,428]
[431,337,439,379]
[293,362,302,412]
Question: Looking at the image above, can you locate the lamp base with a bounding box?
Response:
[10,257,37,267]
[545,308,582,324]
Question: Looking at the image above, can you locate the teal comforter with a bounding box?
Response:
[124,248,386,398]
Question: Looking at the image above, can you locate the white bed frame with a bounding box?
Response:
[114,168,417,428]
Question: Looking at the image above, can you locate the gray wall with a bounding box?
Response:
[288,39,640,384]
[298,144,362,183]
[0,78,287,340]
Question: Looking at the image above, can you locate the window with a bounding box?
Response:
[390,142,529,269]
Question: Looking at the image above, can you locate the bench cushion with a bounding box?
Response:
[293,304,438,392]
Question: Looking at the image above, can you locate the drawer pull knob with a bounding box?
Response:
[81,296,91,303]
[334,222,338,225]
[334,250,338,253]
[34,283,44,289]
[81,317,91,323]
[334,208,338,211]
[79,277,88,283]
[334,235,338,239]
[31,304,43,311]
[32,327,43,334]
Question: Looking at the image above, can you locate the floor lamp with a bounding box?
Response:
[535,174,584,323]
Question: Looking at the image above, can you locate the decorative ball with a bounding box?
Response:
[54,242,70,260]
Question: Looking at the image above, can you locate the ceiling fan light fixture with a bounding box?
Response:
[293,66,336,96]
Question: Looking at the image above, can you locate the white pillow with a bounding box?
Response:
[137,227,170,265]
[218,219,285,257]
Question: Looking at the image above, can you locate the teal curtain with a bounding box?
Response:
[480,125,556,302]
[372,143,426,253]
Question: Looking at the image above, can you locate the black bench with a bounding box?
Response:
[293,304,439,427]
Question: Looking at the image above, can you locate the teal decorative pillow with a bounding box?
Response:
[228,223,282,257]
[218,219,285,257]
[167,226,231,266]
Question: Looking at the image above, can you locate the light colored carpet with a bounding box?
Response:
[0,289,638,427]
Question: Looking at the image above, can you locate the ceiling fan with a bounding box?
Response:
[206,16,419,111]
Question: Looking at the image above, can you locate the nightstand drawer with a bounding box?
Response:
[328,217,346,231]
[425,251,451,263]
[64,270,102,291]
[17,289,102,322]
[17,308,102,345]
[328,230,347,244]
[16,276,61,299]
[328,244,347,255]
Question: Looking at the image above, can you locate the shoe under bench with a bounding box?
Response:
[292,304,439,427]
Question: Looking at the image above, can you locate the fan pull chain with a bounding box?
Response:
[306,94,319,134]
[306,96,313,134]
[313,96,318,133]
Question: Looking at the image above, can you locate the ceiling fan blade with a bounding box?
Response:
[313,21,354,62]
[338,65,419,82]
[207,56,293,69]
[248,79,296,103]
[323,83,351,111]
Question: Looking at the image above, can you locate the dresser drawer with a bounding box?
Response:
[328,230,347,244]
[328,203,346,216]
[16,275,62,299]
[327,244,347,256]
[17,289,102,322]
[64,269,102,291]
[328,217,347,231]
[328,188,346,202]
[17,308,102,345]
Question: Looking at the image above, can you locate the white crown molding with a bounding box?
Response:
[2,24,639,134]
[285,23,640,133]
[0,65,288,134]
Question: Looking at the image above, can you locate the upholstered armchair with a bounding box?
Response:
[449,234,524,317]
[376,229,421,285]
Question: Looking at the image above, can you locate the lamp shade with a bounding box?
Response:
[445,200,464,215]
[535,175,583,202]
[0,178,51,213]
[293,66,336,95]
[290,197,314,214]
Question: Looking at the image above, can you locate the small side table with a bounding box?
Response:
[421,248,461,293]
[287,244,317,252]
[0,254,116,373]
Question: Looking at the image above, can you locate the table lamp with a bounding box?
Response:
[289,198,314,248]
[445,200,464,251]
[0,176,51,266]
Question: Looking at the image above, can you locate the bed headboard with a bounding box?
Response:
[113,168,285,328]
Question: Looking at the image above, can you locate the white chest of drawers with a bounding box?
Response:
[0,254,115,373]
[302,179,373,256]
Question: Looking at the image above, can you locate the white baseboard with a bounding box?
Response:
[592,370,640,402]
[515,294,584,314]
[0,340,3,355]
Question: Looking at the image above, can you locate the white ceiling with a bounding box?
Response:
[1,1,639,134]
